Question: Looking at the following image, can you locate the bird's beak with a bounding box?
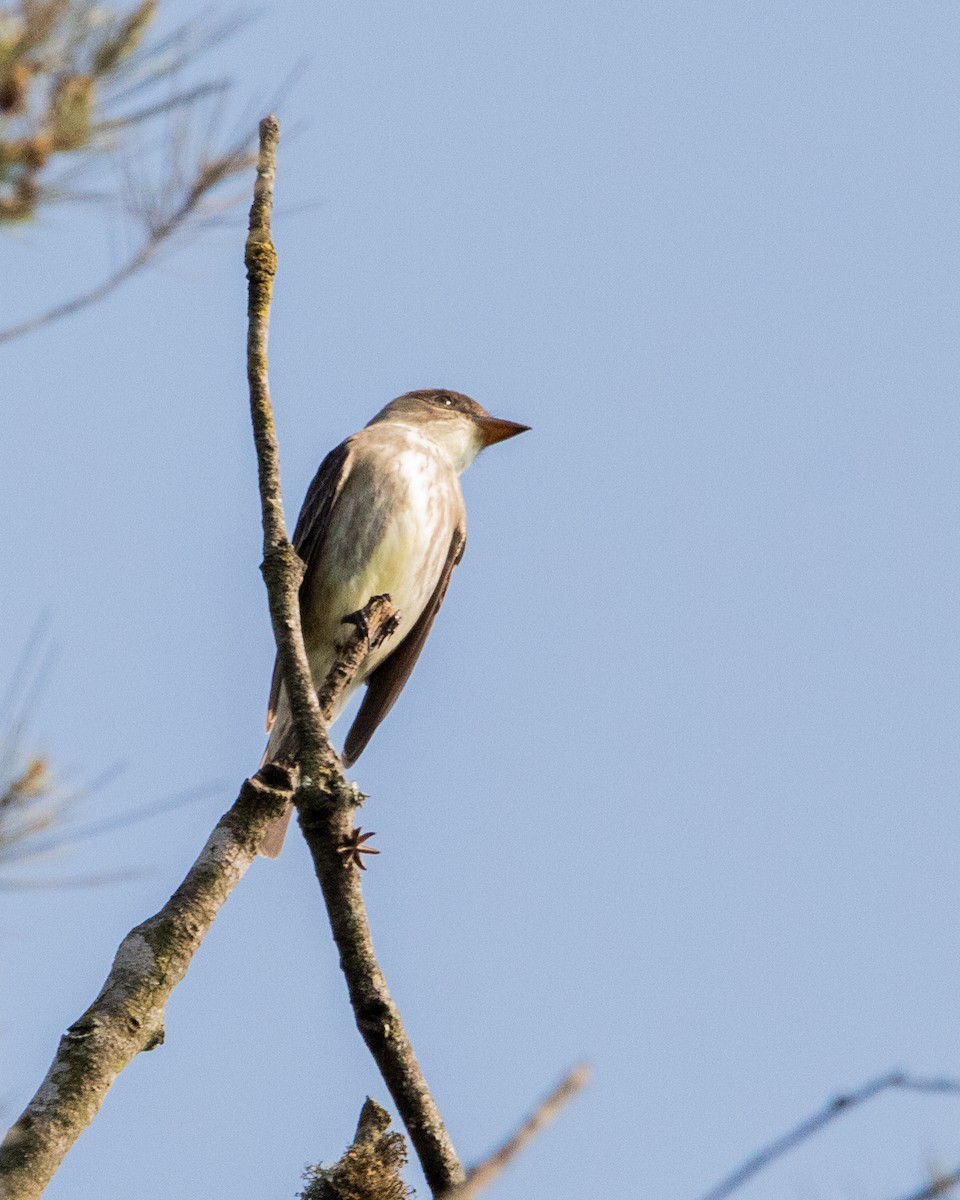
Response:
[476,416,531,448]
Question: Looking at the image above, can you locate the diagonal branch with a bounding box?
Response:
[0,245,158,345]
[0,117,442,1200]
[0,773,290,1200]
[0,143,253,345]
[890,1165,960,1200]
[438,1065,590,1200]
[0,113,465,1200]
[0,598,395,1200]
[243,114,465,1197]
[698,1071,960,1200]
[294,775,465,1196]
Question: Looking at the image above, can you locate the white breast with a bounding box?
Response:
[304,424,464,700]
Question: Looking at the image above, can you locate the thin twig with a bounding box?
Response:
[270,595,400,767]
[698,1072,960,1200]
[243,114,465,1197]
[5,781,213,860]
[316,596,400,721]
[437,1065,590,1200]
[0,121,390,1200]
[891,1165,960,1200]
[243,114,326,779]
[0,115,465,1200]
[0,248,153,344]
[94,80,229,131]
[0,869,139,889]
[0,142,252,345]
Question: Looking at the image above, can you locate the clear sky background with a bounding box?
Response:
[3,3,960,1198]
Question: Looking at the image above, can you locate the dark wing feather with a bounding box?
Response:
[342,525,466,766]
[265,440,352,731]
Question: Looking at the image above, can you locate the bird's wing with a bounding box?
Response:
[342,524,467,766]
[265,439,353,731]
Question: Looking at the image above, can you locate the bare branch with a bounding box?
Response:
[0,123,382,1199]
[269,595,401,768]
[0,238,157,343]
[0,773,290,1200]
[294,752,468,1197]
[243,115,465,1197]
[0,597,393,1198]
[891,1166,960,1200]
[243,113,326,777]
[0,114,467,1200]
[437,1065,590,1200]
[698,1072,960,1200]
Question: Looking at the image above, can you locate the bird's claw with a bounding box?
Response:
[343,595,400,649]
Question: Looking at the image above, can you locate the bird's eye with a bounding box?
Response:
[442,397,452,406]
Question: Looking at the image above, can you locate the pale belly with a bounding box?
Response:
[301,434,462,711]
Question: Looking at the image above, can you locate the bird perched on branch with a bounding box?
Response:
[259,388,529,856]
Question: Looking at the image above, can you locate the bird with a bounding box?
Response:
[259,388,529,857]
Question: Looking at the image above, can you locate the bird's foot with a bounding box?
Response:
[343,595,401,649]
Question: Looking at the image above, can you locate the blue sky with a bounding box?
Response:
[4,2,960,1198]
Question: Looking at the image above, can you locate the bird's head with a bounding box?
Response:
[368,389,530,472]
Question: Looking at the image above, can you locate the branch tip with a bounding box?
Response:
[438,1064,590,1200]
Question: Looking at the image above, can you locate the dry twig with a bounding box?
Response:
[0,595,399,1199]
[0,626,210,884]
[0,119,431,1200]
[891,1166,960,1200]
[438,1065,590,1200]
[0,113,562,1200]
[244,114,465,1197]
[0,133,252,343]
[698,1072,960,1200]
[0,629,74,872]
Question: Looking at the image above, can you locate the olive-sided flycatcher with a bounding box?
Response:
[259,388,529,856]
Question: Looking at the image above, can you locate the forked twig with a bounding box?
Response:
[244,114,465,1197]
[0,116,454,1200]
[0,601,398,1200]
[698,1072,960,1200]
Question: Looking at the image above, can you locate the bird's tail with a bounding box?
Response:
[256,681,357,858]
[259,802,293,858]
[258,715,292,858]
